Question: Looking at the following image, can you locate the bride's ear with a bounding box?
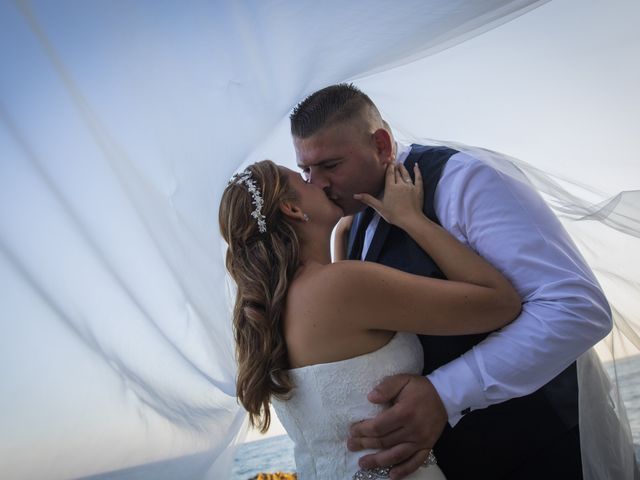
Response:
[279,200,306,222]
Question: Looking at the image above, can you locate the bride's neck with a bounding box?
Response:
[298,230,332,266]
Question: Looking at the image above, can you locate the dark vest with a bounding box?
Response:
[347,145,579,479]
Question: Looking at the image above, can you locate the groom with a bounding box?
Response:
[289,83,612,479]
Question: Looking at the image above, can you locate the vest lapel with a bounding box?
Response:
[363,216,391,262]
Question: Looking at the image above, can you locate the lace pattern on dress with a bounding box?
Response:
[273,333,427,479]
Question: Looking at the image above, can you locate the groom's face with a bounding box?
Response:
[294,121,388,216]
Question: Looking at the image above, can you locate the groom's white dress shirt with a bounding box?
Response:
[362,142,612,426]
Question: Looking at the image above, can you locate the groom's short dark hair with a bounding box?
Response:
[290,83,377,138]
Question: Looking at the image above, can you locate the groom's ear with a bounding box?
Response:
[372,128,393,164]
[279,200,305,222]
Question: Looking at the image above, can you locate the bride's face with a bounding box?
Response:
[281,167,344,228]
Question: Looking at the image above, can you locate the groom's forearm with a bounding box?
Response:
[428,297,611,426]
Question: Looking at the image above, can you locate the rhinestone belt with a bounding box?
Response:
[353,451,437,479]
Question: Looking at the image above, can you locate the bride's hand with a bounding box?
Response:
[354,163,424,229]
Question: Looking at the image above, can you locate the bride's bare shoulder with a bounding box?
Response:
[298,260,378,286]
[288,260,389,307]
[284,261,396,366]
[321,260,397,284]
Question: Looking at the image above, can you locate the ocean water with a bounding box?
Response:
[609,355,640,448]
[232,434,295,479]
[232,355,640,479]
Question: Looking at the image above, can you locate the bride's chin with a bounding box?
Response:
[333,203,344,218]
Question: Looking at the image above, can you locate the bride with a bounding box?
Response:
[219,160,521,479]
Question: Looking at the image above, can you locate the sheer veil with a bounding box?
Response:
[405,138,640,479]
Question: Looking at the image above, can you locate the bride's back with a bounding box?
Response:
[282,260,395,369]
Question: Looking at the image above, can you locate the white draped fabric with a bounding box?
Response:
[1,0,638,479]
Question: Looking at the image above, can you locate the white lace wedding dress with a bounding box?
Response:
[272,332,446,479]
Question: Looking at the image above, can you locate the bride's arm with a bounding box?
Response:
[318,164,521,335]
[332,215,353,261]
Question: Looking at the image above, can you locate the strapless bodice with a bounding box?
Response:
[272,332,445,479]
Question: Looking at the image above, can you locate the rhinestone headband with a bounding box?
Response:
[229,170,267,233]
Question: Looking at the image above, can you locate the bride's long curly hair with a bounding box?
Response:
[219,160,299,432]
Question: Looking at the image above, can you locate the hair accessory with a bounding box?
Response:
[229,170,267,233]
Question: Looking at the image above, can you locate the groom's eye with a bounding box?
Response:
[324,162,338,170]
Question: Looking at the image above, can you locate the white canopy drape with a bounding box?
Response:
[1,0,638,478]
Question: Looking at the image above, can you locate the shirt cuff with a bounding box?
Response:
[426,355,486,427]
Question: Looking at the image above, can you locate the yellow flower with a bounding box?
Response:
[251,473,297,480]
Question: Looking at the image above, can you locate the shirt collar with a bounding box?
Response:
[395,141,412,165]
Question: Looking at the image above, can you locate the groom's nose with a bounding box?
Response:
[309,170,330,190]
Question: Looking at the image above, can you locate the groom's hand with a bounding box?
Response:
[348,374,447,480]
